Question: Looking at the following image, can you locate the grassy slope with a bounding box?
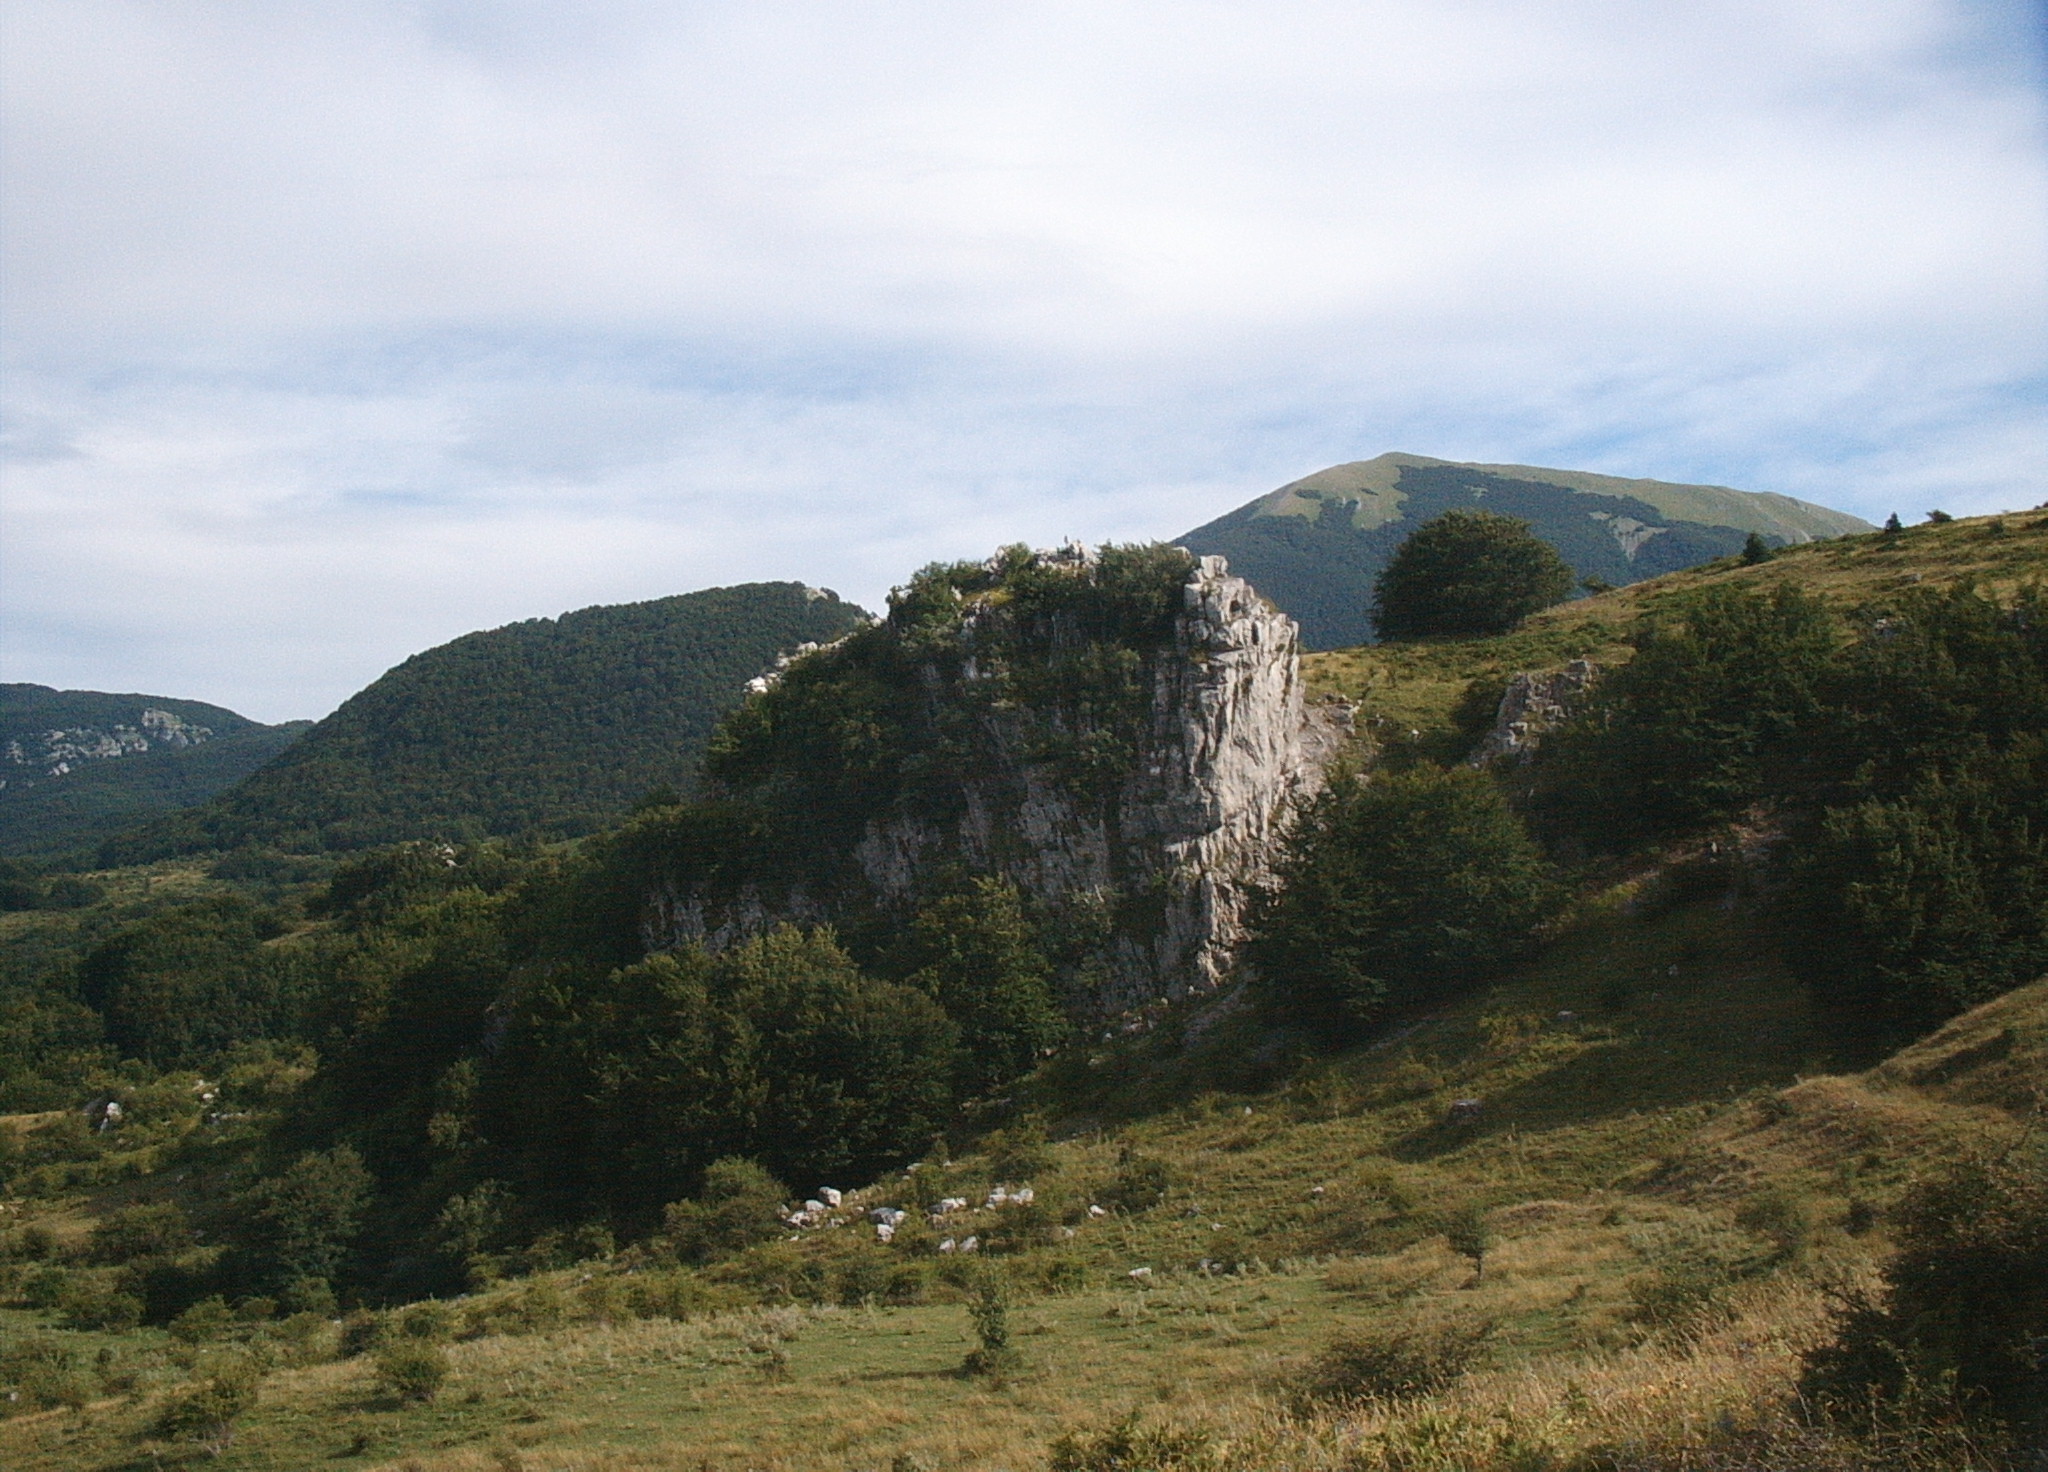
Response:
[4,894,2039,1470]
[1305,508,2048,760]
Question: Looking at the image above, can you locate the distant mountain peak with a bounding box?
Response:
[1180,455,1870,649]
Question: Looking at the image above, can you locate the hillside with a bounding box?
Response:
[104,582,869,859]
[1305,504,2048,759]
[1,884,2037,1470]
[1179,452,1871,648]
[0,687,309,861]
[0,515,2042,1469]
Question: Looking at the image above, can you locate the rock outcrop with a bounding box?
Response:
[648,549,1345,1012]
[1467,660,1597,767]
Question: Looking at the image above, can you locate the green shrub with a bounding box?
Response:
[87,1201,189,1264]
[57,1274,143,1331]
[1049,1412,1214,1471]
[152,1357,259,1447]
[1099,1150,1171,1214]
[1442,1205,1493,1282]
[372,1339,449,1402]
[963,1266,1020,1378]
[1291,1315,1493,1405]
[169,1294,236,1344]
[663,1157,789,1263]
[1735,1186,1810,1261]
[0,1333,95,1414]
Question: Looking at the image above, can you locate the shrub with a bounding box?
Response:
[153,1357,259,1448]
[1803,1144,2048,1440]
[963,1266,1020,1378]
[0,1333,96,1413]
[663,1157,789,1263]
[1049,1412,1213,1471]
[1292,1315,1493,1405]
[169,1294,236,1344]
[1248,766,1558,1042]
[372,1339,450,1402]
[57,1275,143,1331]
[1099,1150,1171,1214]
[1442,1205,1492,1282]
[1735,1186,1810,1261]
[1371,510,1575,640]
[88,1202,189,1264]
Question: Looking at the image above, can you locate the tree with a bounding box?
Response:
[1248,766,1558,1042]
[234,1146,373,1292]
[902,877,1066,1095]
[1444,1205,1493,1282]
[1740,531,1773,565]
[1370,511,1576,640]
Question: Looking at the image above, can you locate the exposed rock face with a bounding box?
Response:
[2,708,213,781]
[1467,660,1597,767]
[649,551,1344,1012]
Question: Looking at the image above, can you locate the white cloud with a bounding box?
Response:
[2,0,2042,721]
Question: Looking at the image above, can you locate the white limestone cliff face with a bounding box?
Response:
[649,552,1347,1012]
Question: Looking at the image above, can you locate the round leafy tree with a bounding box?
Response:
[1371,510,1576,639]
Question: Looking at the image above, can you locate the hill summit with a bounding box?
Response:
[109,581,869,858]
[1179,452,1870,648]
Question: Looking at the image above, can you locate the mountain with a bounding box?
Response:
[1178,451,1871,648]
[106,582,870,859]
[0,685,310,860]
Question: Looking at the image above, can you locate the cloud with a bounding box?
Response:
[1,0,2042,721]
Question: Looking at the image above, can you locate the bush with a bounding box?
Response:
[57,1275,143,1331]
[169,1294,236,1344]
[88,1202,190,1264]
[1050,1412,1214,1472]
[1735,1186,1810,1261]
[372,1340,450,1402]
[1248,766,1558,1042]
[153,1358,259,1448]
[663,1158,789,1263]
[963,1266,1020,1378]
[1371,510,1575,640]
[1098,1150,1171,1214]
[1803,1144,2048,1440]
[0,1333,96,1414]
[1292,1315,1493,1405]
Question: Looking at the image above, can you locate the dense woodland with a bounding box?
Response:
[103,583,867,862]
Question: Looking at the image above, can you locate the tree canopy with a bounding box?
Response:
[1370,510,1576,640]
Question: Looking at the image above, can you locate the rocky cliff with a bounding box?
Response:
[646,545,1344,1012]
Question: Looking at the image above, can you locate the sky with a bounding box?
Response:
[3,1,2044,724]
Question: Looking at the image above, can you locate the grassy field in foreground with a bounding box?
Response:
[3,877,2040,1470]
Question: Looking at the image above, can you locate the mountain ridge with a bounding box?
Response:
[1180,451,1872,648]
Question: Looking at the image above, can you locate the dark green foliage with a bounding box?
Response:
[663,1159,789,1262]
[231,1146,373,1292]
[1099,1149,1171,1214]
[0,684,306,860]
[1372,510,1577,639]
[482,927,956,1234]
[900,878,1066,1095]
[1249,767,1559,1042]
[963,1265,1020,1377]
[110,583,867,859]
[88,1202,190,1264]
[1531,584,1839,847]
[77,894,300,1068]
[1741,531,1774,564]
[1803,1144,2048,1442]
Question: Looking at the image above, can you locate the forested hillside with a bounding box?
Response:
[1180,452,1870,647]
[0,688,307,861]
[105,583,868,860]
[1,512,2044,1470]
